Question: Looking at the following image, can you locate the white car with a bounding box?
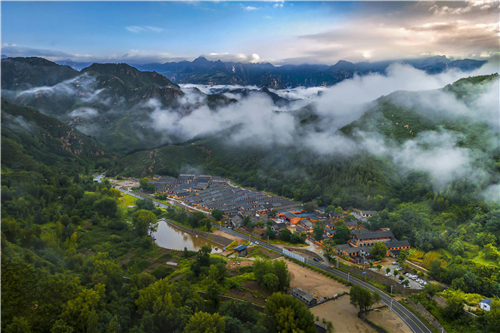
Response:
[255,241,259,245]
[385,273,392,277]
[392,261,398,265]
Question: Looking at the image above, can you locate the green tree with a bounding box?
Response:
[376,264,382,272]
[370,242,388,260]
[262,273,280,292]
[349,285,374,313]
[93,197,117,218]
[373,291,381,305]
[132,210,158,237]
[184,312,225,333]
[335,207,343,215]
[280,228,292,242]
[211,209,223,221]
[242,215,251,227]
[386,268,391,274]
[303,202,318,212]
[325,205,335,213]
[442,295,464,319]
[206,281,221,310]
[265,293,316,333]
[423,283,440,298]
[333,226,351,244]
[313,222,324,241]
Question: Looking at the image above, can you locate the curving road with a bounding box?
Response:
[220,226,432,333]
[115,187,432,333]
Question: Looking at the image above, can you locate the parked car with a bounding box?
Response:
[255,241,259,245]
[313,257,320,262]
[385,273,392,277]
[392,261,398,265]
[288,248,293,251]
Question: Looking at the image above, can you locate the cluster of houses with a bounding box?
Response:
[336,228,411,263]
[149,174,228,198]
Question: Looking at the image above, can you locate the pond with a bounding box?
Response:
[153,220,223,253]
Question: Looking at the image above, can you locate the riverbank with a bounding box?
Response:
[159,218,233,248]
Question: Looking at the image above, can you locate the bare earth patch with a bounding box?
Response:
[228,288,267,305]
[81,250,95,257]
[212,230,242,242]
[287,259,349,299]
[310,297,377,333]
[365,308,412,333]
[226,260,253,270]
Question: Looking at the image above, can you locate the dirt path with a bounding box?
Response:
[286,259,349,299]
[310,297,377,333]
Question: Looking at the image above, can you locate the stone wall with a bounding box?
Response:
[340,264,420,295]
[432,295,447,308]
[407,297,447,333]
[164,219,233,247]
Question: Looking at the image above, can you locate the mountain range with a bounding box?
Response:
[49,55,488,89]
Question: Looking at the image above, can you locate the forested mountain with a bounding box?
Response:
[1,57,79,90]
[131,55,487,88]
[1,58,237,153]
[1,98,116,175]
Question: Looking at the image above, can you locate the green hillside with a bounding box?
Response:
[1,99,116,175]
[1,57,79,90]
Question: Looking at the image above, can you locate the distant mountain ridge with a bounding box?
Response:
[131,55,487,88]
[21,54,487,88]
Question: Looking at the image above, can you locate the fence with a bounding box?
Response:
[283,248,305,263]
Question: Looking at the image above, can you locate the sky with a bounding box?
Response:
[1,1,499,65]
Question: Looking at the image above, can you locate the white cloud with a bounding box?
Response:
[243,6,259,11]
[126,26,164,33]
[273,3,283,8]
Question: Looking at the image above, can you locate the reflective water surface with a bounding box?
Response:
[153,220,223,253]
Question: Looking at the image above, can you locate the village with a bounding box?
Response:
[146,174,416,282]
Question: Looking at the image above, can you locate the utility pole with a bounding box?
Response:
[348,273,350,282]
[391,285,393,295]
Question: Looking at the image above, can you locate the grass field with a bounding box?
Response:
[119,193,138,208]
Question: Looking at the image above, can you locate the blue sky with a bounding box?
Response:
[2,1,498,65]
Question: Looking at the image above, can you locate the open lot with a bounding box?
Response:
[287,259,349,299]
[310,297,377,333]
[365,307,413,333]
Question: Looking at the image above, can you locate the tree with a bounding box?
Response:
[442,295,464,319]
[349,285,374,313]
[372,291,381,305]
[386,268,391,274]
[184,312,225,333]
[325,205,335,213]
[93,197,117,218]
[265,293,316,333]
[135,198,155,211]
[423,283,440,298]
[303,202,318,212]
[206,281,221,310]
[279,228,292,242]
[219,300,259,324]
[376,264,382,272]
[333,226,351,244]
[242,215,251,227]
[262,273,280,292]
[313,222,324,241]
[399,275,404,282]
[323,239,336,261]
[403,279,410,287]
[335,207,343,215]
[394,270,399,278]
[371,242,388,260]
[211,209,223,221]
[132,210,158,237]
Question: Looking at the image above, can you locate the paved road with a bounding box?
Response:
[115,188,431,333]
[220,226,432,333]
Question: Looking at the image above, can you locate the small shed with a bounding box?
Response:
[292,287,317,306]
[479,298,492,311]
[234,244,248,257]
